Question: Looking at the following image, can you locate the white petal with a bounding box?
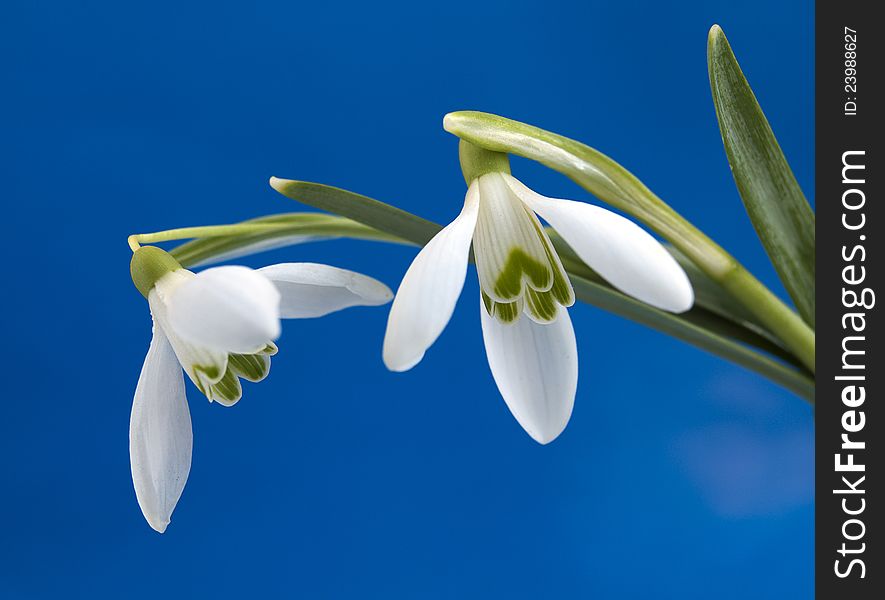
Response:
[505,174,694,313]
[149,288,228,395]
[167,265,282,354]
[480,300,578,444]
[257,263,393,318]
[382,183,480,371]
[130,320,193,533]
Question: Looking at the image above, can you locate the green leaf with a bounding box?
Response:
[708,25,815,326]
[266,181,812,400]
[269,178,440,246]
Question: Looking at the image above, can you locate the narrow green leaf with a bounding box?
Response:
[269,178,440,246]
[708,25,815,326]
[264,181,811,396]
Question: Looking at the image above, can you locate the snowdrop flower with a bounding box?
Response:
[382,148,693,444]
[129,247,392,532]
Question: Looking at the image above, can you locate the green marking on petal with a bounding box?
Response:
[493,300,522,323]
[209,368,243,407]
[195,364,222,381]
[482,209,574,321]
[191,363,225,396]
[474,173,573,322]
[482,291,522,324]
[550,267,575,307]
[531,216,575,308]
[524,288,559,323]
[482,291,494,315]
[229,352,271,383]
[485,206,574,306]
[192,378,208,397]
[258,342,278,356]
[491,247,552,300]
[473,173,562,303]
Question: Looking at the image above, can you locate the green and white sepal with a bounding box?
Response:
[383,171,693,445]
[129,247,393,533]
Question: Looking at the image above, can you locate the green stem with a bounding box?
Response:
[129,223,298,250]
[169,214,405,267]
[443,111,815,373]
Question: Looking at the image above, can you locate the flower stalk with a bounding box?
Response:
[442,111,815,373]
[129,223,300,251]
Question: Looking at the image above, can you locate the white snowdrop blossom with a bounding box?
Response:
[382,171,693,444]
[129,248,392,532]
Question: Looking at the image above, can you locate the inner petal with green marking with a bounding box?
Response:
[149,268,280,406]
[473,173,575,324]
[197,342,276,406]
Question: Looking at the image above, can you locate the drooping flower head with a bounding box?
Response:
[383,142,693,444]
[129,247,392,532]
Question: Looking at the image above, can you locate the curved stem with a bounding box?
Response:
[443,111,815,372]
[170,215,405,268]
[129,223,298,249]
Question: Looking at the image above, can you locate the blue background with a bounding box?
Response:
[2,1,814,598]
